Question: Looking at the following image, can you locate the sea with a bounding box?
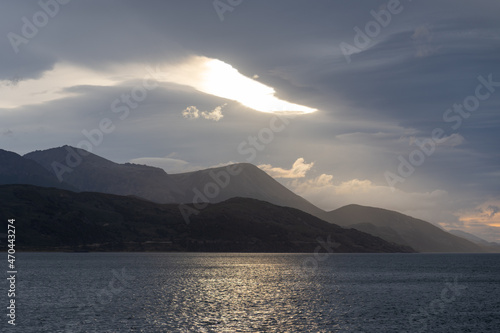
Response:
[4,253,500,332]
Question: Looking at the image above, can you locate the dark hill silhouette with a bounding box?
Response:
[0,149,75,191]
[0,184,413,253]
[24,146,183,203]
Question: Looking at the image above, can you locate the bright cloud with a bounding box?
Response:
[157,55,317,114]
[1,56,317,115]
[182,106,200,119]
[259,158,314,178]
[0,63,119,109]
[182,104,225,121]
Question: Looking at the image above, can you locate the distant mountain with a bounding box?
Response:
[0,149,74,191]
[448,230,500,252]
[326,204,483,253]
[0,184,413,253]
[171,163,328,219]
[24,146,183,203]
[448,229,492,245]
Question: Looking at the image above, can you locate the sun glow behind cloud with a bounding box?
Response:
[156,56,317,114]
[0,56,317,114]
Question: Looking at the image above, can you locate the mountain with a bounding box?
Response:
[0,184,413,253]
[448,229,492,245]
[171,163,329,219]
[23,146,329,218]
[0,149,75,190]
[2,146,487,253]
[24,146,183,203]
[326,204,483,253]
[449,230,500,252]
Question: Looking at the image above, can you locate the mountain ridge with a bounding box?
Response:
[327,204,483,253]
[0,148,75,191]
[0,146,490,253]
[0,184,413,253]
[448,229,500,252]
[24,145,183,203]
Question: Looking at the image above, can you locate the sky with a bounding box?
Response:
[1,0,499,241]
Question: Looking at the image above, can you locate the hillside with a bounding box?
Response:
[171,163,329,219]
[449,230,500,252]
[0,184,413,253]
[327,204,483,253]
[23,147,328,220]
[24,146,183,203]
[0,149,75,191]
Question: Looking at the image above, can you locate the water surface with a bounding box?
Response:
[5,253,500,332]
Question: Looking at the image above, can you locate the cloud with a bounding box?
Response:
[182,104,225,121]
[459,201,500,224]
[412,25,435,58]
[157,55,317,114]
[487,205,500,218]
[437,133,466,147]
[129,156,236,174]
[409,133,465,148]
[130,157,192,173]
[289,173,453,223]
[0,128,13,136]
[0,63,119,109]
[258,158,314,179]
[450,201,500,242]
[0,76,21,88]
[182,106,200,119]
[201,104,225,121]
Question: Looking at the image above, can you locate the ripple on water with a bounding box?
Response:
[9,253,500,332]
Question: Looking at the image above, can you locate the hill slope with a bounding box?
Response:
[23,147,330,218]
[327,204,482,253]
[0,184,413,253]
[1,146,485,253]
[171,163,328,219]
[24,146,183,203]
[0,149,75,190]
[449,230,500,252]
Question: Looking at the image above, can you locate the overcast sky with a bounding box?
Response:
[1,0,499,241]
